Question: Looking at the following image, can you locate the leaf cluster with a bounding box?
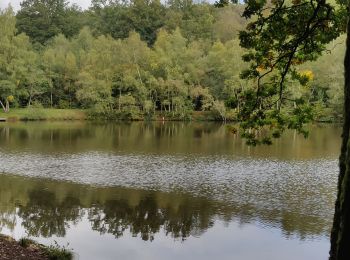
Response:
[237,0,346,144]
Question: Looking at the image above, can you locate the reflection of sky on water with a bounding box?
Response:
[0,122,340,259]
[0,168,335,259]
[2,217,328,260]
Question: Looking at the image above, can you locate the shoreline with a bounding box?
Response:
[0,108,341,123]
[0,234,73,260]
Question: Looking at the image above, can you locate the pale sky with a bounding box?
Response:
[0,0,92,11]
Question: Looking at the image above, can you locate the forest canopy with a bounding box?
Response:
[0,0,345,121]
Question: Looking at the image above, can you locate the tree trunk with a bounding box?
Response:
[50,87,53,108]
[5,100,9,112]
[28,94,32,107]
[28,84,33,107]
[119,88,121,111]
[329,12,350,260]
[0,100,6,113]
[133,52,144,87]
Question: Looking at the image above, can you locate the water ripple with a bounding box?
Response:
[0,151,337,220]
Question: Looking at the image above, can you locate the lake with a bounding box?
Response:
[0,121,341,260]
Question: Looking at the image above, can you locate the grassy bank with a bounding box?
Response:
[89,110,235,121]
[0,108,228,122]
[19,238,73,260]
[0,108,86,121]
[0,234,73,260]
[0,108,340,123]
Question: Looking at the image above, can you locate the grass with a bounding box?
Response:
[0,108,86,121]
[19,237,73,260]
[0,108,234,122]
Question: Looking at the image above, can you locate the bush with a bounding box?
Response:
[58,100,70,109]
[41,241,73,260]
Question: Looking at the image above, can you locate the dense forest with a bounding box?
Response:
[0,0,345,121]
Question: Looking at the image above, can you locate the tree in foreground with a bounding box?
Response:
[237,0,348,258]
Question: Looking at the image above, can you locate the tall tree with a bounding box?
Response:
[91,0,165,45]
[0,7,42,111]
[165,0,216,42]
[0,7,17,112]
[16,0,83,45]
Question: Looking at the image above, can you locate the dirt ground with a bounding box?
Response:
[0,235,47,260]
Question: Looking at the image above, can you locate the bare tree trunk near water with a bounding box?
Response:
[329,11,350,260]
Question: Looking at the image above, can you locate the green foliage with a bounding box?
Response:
[18,237,73,260]
[18,237,36,248]
[91,0,165,46]
[16,0,87,45]
[40,241,73,260]
[212,100,227,120]
[236,0,346,145]
[0,2,345,122]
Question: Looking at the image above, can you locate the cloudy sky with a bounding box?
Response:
[1,0,92,11]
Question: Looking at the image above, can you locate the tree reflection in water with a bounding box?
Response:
[0,173,331,242]
[18,189,82,237]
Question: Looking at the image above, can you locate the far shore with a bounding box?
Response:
[0,108,227,122]
[0,108,87,121]
[0,108,341,123]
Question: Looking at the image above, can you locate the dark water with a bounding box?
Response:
[0,122,341,260]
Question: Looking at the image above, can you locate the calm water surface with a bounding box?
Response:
[0,122,341,260]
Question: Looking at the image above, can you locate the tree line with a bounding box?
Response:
[0,0,345,121]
